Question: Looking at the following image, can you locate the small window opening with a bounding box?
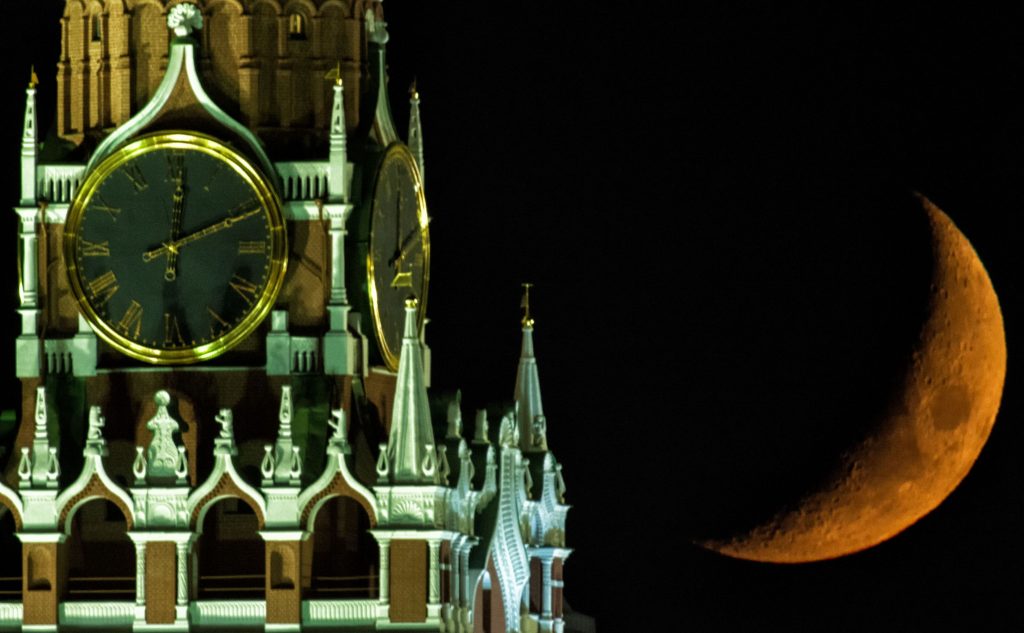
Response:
[91,15,102,42]
[288,13,307,40]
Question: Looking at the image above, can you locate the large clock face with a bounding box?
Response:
[368,143,430,371]
[65,132,287,364]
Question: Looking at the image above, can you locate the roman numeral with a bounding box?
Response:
[390,270,413,288]
[207,307,229,337]
[228,274,259,304]
[90,194,121,221]
[122,162,148,192]
[167,150,185,182]
[87,271,119,306]
[164,313,186,347]
[80,239,110,257]
[237,240,266,255]
[116,300,143,339]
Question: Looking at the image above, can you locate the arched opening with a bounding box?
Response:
[65,499,134,600]
[481,571,492,633]
[288,12,307,40]
[0,508,20,599]
[308,496,377,599]
[196,498,263,599]
[91,14,102,42]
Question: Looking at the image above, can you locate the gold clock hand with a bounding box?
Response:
[388,216,431,267]
[165,182,186,281]
[143,206,262,262]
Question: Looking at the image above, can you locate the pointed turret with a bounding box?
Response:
[408,81,425,186]
[21,67,38,206]
[384,297,438,484]
[367,12,398,146]
[514,284,547,452]
[328,71,349,203]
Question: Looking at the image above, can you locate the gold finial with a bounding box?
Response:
[520,283,534,327]
[28,66,38,89]
[325,61,343,86]
[409,78,419,100]
[405,296,419,309]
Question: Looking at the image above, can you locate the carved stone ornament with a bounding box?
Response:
[167,2,203,37]
[87,406,105,440]
[146,391,182,480]
[531,414,547,448]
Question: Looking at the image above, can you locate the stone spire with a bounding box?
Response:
[384,297,438,484]
[368,12,398,146]
[514,284,547,452]
[19,386,58,489]
[20,67,38,206]
[328,70,349,203]
[408,80,425,187]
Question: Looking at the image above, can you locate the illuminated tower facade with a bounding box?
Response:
[3,2,580,632]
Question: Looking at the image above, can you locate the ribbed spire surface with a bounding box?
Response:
[514,319,546,452]
[386,298,438,484]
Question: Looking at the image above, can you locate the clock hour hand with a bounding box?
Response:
[388,216,431,267]
[143,206,262,263]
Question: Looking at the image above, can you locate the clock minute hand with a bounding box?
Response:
[142,207,262,263]
[388,216,432,267]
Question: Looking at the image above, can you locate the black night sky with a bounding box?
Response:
[4,2,1024,630]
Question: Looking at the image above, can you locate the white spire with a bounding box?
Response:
[514,284,546,452]
[408,81,425,187]
[20,69,38,206]
[385,297,438,484]
[328,70,349,202]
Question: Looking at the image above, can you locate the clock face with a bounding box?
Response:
[64,132,287,364]
[367,143,430,371]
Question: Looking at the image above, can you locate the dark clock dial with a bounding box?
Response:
[368,143,430,371]
[65,132,287,364]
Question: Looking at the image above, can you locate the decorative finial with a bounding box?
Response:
[409,78,419,100]
[520,283,534,327]
[215,409,233,441]
[325,61,343,86]
[167,2,203,37]
[406,296,419,309]
[28,66,38,89]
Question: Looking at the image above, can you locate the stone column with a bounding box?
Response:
[175,540,188,606]
[328,209,348,305]
[427,539,440,605]
[378,537,391,603]
[541,557,553,620]
[134,541,146,607]
[19,212,38,309]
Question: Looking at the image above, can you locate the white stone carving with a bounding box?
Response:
[189,600,265,626]
[59,601,134,626]
[146,391,182,480]
[167,2,203,37]
[304,599,377,623]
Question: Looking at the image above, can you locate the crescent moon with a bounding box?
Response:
[703,194,1006,563]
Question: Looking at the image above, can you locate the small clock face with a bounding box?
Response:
[368,143,430,370]
[65,132,287,364]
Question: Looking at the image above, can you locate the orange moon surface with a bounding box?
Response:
[703,195,1006,563]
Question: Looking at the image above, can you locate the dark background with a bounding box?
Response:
[4,2,1024,630]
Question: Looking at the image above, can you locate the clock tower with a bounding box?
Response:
[4,2,584,632]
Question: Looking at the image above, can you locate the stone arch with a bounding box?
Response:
[64,498,136,601]
[0,492,24,532]
[192,496,264,600]
[58,475,134,534]
[301,475,376,532]
[305,495,378,598]
[189,477,266,530]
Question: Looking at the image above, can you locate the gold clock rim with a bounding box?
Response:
[64,131,288,365]
[367,142,430,372]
